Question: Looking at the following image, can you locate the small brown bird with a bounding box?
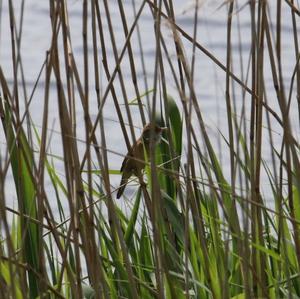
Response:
[116,123,166,199]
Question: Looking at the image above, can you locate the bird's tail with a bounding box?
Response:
[116,173,129,199]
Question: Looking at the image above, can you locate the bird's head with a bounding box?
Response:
[142,123,167,145]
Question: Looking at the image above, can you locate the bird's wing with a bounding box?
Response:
[120,142,143,173]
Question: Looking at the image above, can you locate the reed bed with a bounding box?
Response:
[0,0,300,298]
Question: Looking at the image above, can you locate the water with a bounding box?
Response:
[0,0,299,210]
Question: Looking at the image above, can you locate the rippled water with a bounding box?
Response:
[0,1,299,204]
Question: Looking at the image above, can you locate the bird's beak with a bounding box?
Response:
[160,127,168,132]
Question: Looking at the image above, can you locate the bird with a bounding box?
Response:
[116,123,166,199]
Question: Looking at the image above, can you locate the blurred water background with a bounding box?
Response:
[0,0,298,209]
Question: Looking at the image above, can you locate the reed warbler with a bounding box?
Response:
[116,123,166,199]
